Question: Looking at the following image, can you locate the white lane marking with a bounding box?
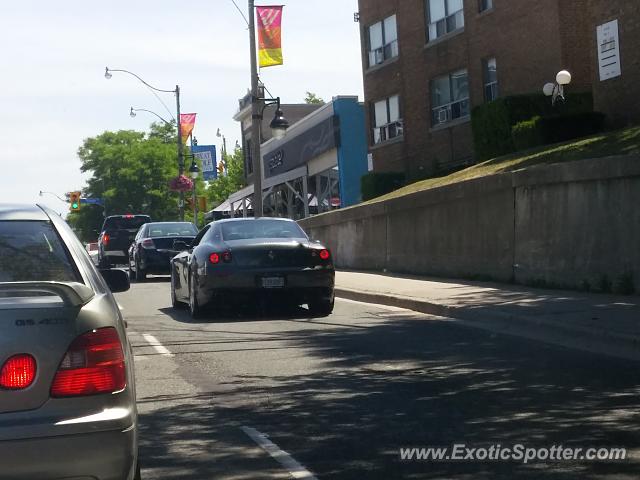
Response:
[141,334,174,357]
[241,426,318,480]
[336,296,411,312]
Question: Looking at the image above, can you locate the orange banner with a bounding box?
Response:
[256,6,283,68]
[180,113,197,144]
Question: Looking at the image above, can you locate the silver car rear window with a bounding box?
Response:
[0,220,78,283]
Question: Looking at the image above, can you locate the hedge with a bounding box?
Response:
[471,92,594,160]
[511,112,606,151]
[361,172,405,201]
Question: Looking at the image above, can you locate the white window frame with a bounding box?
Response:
[367,14,399,67]
[427,0,465,42]
[483,58,499,102]
[431,70,470,126]
[372,95,404,145]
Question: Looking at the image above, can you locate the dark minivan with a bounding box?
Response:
[98,214,151,268]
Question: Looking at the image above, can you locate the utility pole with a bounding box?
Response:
[176,85,185,221]
[248,0,263,217]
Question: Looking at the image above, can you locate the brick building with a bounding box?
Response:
[358,0,594,179]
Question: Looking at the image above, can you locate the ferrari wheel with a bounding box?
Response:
[308,294,334,317]
[189,273,203,319]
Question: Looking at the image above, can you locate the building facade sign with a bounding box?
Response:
[263,115,340,178]
[597,20,622,81]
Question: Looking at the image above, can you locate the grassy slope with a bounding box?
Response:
[368,126,640,204]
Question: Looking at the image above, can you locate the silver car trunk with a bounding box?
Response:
[0,282,94,414]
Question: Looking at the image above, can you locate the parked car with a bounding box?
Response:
[0,204,139,480]
[98,214,151,268]
[128,221,198,281]
[170,218,335,318]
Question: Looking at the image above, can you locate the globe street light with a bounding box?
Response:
[105,67,186,220]
[543,69,572,106]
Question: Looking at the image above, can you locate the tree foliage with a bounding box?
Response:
[304,91,325,105]
[68,121,201,241]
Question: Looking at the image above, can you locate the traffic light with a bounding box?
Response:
[217,161,225,177]
[198,196,207,211]
[69,191,81,212]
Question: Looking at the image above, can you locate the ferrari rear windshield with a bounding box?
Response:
[221,220,307,241]
[0,221,78,283]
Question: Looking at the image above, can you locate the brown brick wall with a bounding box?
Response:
[358,0,597,179]
[588,1,640,127]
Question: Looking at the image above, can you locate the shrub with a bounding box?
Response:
[361,172,405,201]
[472,92,594,160]
[512,116,544,151]
[539,112,606,144]
[510,112,606,152]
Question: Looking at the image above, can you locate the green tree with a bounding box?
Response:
[304,91,325,105]
[206,146,246,209]
[69,121,185,241]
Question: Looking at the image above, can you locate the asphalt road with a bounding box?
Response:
[117,278,640,480]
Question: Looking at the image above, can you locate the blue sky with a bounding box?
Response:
[0,0,363,215]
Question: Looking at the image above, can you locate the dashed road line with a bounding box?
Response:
[241,426,318,480]
[141,333,174,357]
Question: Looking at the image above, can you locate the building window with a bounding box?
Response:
[426,0,464,41]
[367,15,399,67]
[479,0,493,12]
[430,69,469,126]
[372,95,403,144]
[483,58,499,102]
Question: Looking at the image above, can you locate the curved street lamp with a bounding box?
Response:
[130,107,172,125]
[105,66,186,220]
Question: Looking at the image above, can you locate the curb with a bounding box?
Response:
[335,287,640,361]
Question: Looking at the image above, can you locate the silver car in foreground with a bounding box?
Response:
[0,204,139,480]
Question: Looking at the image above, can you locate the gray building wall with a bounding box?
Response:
[300,155,640,292]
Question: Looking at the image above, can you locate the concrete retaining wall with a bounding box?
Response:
[299,155,640,291]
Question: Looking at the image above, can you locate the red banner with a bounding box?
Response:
[180,113,197,144]
[256,6,284,68]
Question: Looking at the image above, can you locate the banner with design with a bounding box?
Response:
[192,144,218,181]
[256,6,284,68]
[180,113,197,144]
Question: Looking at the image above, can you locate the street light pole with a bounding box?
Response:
[176,85,185,221]
[248,0,263,218]
[105,67,185,220]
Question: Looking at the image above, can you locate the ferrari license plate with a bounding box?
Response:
[261,276,285,288]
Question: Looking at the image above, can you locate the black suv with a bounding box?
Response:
[98,215,151,268]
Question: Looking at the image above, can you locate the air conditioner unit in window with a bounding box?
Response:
[437,108,450,124]
[395,121,404,136]
[374,47,385,64]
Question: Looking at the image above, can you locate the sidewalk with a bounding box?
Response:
[334,271,640,361]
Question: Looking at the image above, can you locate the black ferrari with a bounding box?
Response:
[170,218,335,318]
